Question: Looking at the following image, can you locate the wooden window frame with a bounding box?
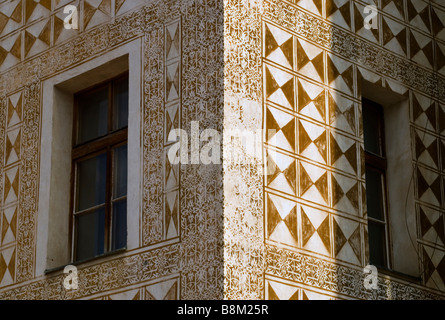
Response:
[69,72,129,263]
[363,98,392,269]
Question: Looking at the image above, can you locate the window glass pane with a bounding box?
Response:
[113,77,129,130]
[113,144,128,199]
[112,200,127,251]
[75,208,105,261]
[365,168,385,221]
[77,86,109,144]
[76,153,107,211]
[362,105,381,156]
[368,222,387,267]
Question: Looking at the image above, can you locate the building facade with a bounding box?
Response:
[0,0,443,300]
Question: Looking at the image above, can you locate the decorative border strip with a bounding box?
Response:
[265,244,445,300]
[261,0,444,101]
[0,244,180,300]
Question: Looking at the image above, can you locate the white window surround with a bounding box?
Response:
[36,38,142,276]
[362,80,419,278]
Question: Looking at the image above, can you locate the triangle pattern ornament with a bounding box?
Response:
[413,94,437,132]
[299,161,328,205]
[333,218,347,257]
[326,0,351,30]
[296,39,324,83]
[327,54,354,95]
[166,22,180,61]
[382,0,405,20]
[298,120,327,164]
[417,167,442,206]
[266,194,284,237]
[266,65,295,110]
[0,248,15,285]
[266,106,295,152]
[266,151,296,195]
[265,23,293,70]
[328,92,355,135]
[382,17,407,56]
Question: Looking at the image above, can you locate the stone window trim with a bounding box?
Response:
[36,39,142,276]
[361,80,421,280]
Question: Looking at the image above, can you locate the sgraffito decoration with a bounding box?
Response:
[0,0,444,300]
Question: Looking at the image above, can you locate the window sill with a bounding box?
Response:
[375,266,422,285]
[44,247,127,275]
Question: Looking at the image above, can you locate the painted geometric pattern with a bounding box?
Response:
[53,4,78,45]
[295,0,323,18]
[327,53,354,97]
[297,78,325,123]
[326,0,351,30]
[357,67,383,93]
[24,18,51,58]
[0,0,148,70]
[422,245,445,292]
[382,16,407,57]
[0,0,441,302]
[115,0,146,16]
[164,19,181,240]
[0,90,22,288]
[263,18,364,273]
[354,2,379,43]
[265,64,295,111]
[299,160,328,206]
[415,129,439,170]
[331,172,360,216]
[266,105,295,152]
[381,0,405,21]
[264,0,443,85]
[266,244,443,299]
[328,92,356,136]
[330,131,358,176]
[25,0,51,24]
[416,166,442,208]
[266,150,297,196]
[407,0,431,34]
[332,215,362,265]
[412,92,438,133]
[410,30,434,69]
[300,204,330,256]
[262,10,444,300]
[0,0,22,37]
[0,246,15,287]
[431,4,445,39]
[0,31,21,71]
[264,23,294,71]
[266,192,298,248]
[83,0,112,30]
[266,278,340,300]
[418,205,445,247]
[144,278,178,300]
[296,38,324,84]
[299,119,327,165]
[93,278,179,300]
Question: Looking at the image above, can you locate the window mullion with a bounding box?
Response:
[108,81,113,134]
[105,146,112,254]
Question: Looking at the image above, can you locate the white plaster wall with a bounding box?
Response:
[384,100,419,277]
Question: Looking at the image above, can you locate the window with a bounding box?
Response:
[362,98,391,269]
[71,73,129,263]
